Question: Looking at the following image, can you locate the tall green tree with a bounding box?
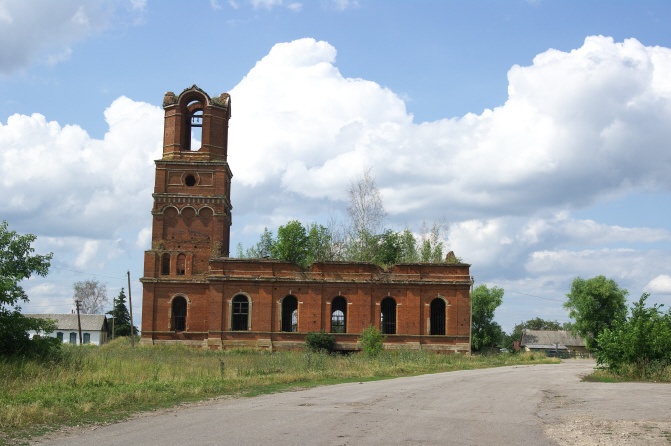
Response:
[471,285,504,352]
[107,288,138,337]
[306,223,333,264]
[373,230,402,266]
[271,220,310,268]
[564,275,628,350]
[398,229,419,263]
[0,221,58,357]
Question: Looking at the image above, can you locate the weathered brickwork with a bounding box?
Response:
[141,86,472,352]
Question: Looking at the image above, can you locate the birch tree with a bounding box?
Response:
[346,167,387,261]
[73,280,108,314]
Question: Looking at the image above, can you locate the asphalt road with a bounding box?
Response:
[35,360,671,446]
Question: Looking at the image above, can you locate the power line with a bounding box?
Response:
[504,289,565,303]
[49,266,129,281]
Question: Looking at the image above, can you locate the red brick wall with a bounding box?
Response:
[142,259,471,352]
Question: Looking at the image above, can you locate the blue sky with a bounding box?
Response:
[2,0,671,333]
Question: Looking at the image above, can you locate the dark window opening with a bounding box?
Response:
[430,298,446,335]
[177,254,186,275]
[184,174,197,186]
[172,296,187,331]
[381,297,396,334]
[331,296,347,333]
[281,295,298,332]
[69,332,77,344]
[161,253,170,275]
[56,332,63,341]
[83,333,91,344]
[232,295,249,331]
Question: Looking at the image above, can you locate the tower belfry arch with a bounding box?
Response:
[161,85,231,160]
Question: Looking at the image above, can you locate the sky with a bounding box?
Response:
[2,0,671,334]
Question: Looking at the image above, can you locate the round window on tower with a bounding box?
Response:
[184,173,198,187]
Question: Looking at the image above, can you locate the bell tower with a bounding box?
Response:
[144,85,232,281]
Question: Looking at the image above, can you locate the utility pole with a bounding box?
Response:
[75,299,83,345]
[111,293,116,340]
[127,271,135,348]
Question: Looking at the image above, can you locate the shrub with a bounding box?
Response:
[360,325,385,357]
[0,311,62,359]
[305,331,335,353]
[596,293,671,376]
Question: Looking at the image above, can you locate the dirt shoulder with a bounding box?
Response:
[540,360,671,445]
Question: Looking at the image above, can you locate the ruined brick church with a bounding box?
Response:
[140,85,472,352]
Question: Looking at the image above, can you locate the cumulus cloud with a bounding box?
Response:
[0,97,162,242]
[0,1,144,74]
[645,275,671,294]
[136,227,152,249]
[229,37,671,229]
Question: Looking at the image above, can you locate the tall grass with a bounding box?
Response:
[586,362,671,383]
[0,339,556,444]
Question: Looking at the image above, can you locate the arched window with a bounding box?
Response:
[185,100,203,152]
[56,332,63,341]
[83,333,91,344]
[281,295,298,332]
[232,295,249,331]
[172,296,187,331]
[381,297,396,335]
[176,254,186,276]
[430,298,446,335]
[161,253,171,275]
[69,332,77,344]
[331,296,347,333]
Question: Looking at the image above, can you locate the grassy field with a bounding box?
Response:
[0,338,558,445]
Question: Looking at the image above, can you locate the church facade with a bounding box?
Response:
[140,85,472,353]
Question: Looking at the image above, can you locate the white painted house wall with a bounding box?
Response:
[25,314,109,346]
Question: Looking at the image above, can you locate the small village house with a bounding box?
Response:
[25,314,109,346]
[519,329,590,358]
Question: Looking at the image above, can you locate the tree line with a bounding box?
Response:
[472,275,671,380]
[236,168,454,268]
